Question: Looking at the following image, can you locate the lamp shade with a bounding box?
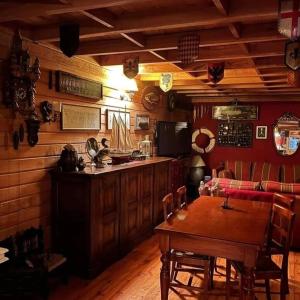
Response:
[191,155,206,167]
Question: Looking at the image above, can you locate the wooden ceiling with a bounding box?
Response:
[0,0,297,102]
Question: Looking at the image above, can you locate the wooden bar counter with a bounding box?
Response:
[51,157,172,278]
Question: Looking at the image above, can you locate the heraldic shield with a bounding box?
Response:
[285,41,300,71]
[59,23,79,58]
[208,62,225,84]
[123,57,139,79]
[159,73,173,92]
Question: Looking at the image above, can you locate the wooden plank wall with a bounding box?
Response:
[0,27,190,247]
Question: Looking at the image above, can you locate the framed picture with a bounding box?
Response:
[135,114,150,130]
[106,109,130,130]
[212,105,258,120]
[61,104,101,130]
[256,126,268,139]
[55,71,102,100]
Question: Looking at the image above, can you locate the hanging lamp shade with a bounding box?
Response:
[208,62,225,84]
[178,34,200,65]
[278,0,300,40]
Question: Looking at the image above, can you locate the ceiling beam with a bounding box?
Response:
[76,23,284,56]
[212,0,229,15]
[97,41,284,65]
[0,0,146,22]
[80,9,115,28]
[31,0,278,42]
[191,95,300,102]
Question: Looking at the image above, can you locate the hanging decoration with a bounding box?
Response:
[208,62,225,84]
[278,0,300,40]
[4,30,41,147]
[159,73,173,92]
[178,34,200,65]
[123,57,139,79]
[59,23,80,57]
[285,40,300,70]
[287,70,300,86]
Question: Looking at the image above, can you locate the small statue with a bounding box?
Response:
[57,144,79,172]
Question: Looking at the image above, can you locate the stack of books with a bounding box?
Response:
[0,247,9,264]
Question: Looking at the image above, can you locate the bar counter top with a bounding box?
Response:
[53,156,173,177]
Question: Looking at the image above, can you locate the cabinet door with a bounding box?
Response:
[90,173,120,276]
[153,162,170,225]
[139,166,154,234]
[120,168,140,253]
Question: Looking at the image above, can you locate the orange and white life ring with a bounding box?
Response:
[192,128,216,154]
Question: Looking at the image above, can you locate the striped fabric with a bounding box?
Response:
[211,178,260,191]
[281,164,300,183]
[262,180,300,194]
[251,162,280,182]
[224,161,251,181]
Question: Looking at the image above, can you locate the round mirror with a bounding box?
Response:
[86,138,99,161]
[274,113,300,156]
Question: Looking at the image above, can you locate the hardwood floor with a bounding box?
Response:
[50,235,300,300]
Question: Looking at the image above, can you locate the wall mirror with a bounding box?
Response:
[274,112,300,156]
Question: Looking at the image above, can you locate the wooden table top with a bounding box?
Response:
[155,196,272,248]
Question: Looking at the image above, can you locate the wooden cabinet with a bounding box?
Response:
[51,158,171,278]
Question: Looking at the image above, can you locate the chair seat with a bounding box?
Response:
[232,255,281,279]
[171,250,209,268]
[45,253,67,273]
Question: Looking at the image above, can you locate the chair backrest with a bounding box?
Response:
[268,204,295,268]
[162,193,175,221]
[176,185,187,209]
[273,193,294,210]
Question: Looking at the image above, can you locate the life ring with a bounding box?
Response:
[192,128,216,154]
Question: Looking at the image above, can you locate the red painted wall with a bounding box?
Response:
[193,102,300,170]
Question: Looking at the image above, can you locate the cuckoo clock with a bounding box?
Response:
[4,30,41,146]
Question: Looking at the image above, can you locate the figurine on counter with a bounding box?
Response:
[57,144,85,172]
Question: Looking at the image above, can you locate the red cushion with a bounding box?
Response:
[251,162,280,182]
[211,178,260,191]
[225,161,251,181]
[262,180,300,194]
[281,164,300,183]
[224,188,274,202]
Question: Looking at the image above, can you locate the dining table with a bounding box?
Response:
[155,195,272,300]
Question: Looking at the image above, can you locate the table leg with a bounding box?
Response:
[241,266,255,300]
[160,250,170,300]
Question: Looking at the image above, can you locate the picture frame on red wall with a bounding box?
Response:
[256,126,268,139]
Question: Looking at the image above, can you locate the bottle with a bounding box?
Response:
[199,181,205,196]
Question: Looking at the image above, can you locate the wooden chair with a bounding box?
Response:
[162,192,214,294]
[0,227,68,299]
[273,193,294,210]
[226,204,295,300]
[176,185,187,209]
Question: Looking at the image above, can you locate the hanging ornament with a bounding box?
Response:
[123,57,139,79]
[59,23,79,57]
[159,73,173,92]
[208,62,225,84]
[287,70,300,86]
[178,34,200,65]
[278,0,300,40]
[285,40,300,70]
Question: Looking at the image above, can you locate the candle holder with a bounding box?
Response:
[221,192,232,209]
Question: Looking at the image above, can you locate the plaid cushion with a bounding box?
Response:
[251,162,280,182]
[211,178,260,191]
[281,164,300,183]
[262,180,300,194]
[224,161,251,181]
